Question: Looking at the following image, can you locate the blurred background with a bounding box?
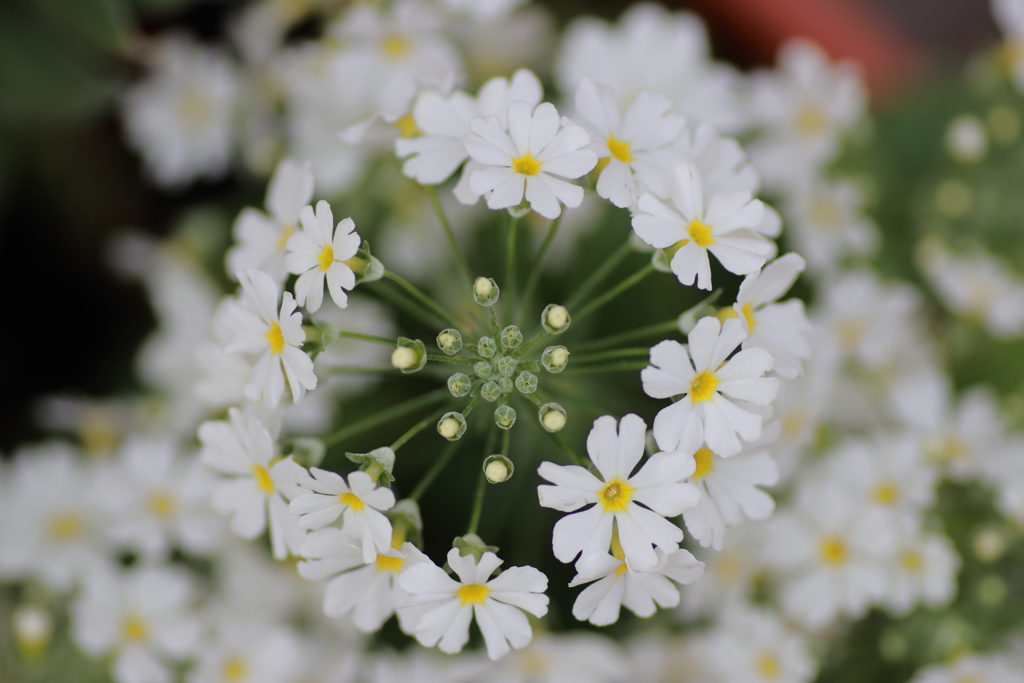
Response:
[0,0,1005,453]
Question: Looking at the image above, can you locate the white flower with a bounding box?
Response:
[537,414,700,572]
[571,76,685,209]
[908,652,1020,683]
[440,0,528,23]
[728,253,813,379]
[198,408,306,560]
[677,524,765,619]
[395,69,543,204]
[289,468,396,563]
[463,100,597,219]
[762,478,894,629]
[495,633,630,683]
[399,548,549,660]
[694,604,818,683]
[297,526,430,633]
[222,268,317,408]
[784,179,879,276]
[569,537,703,626]
[747,39,866,190]
[188,619,305,683]
[226,158,314,284]
[95,436,224,559]
[632,165,773,290]
[643,317,779,458]
[682,424,781,551]
[994,0,1024,93]
[122,34,239,188]
[284,201,361,312]
[0,442,108,592]
[71,566,200,683]
[880,528,960,617]
[671,122,760,197]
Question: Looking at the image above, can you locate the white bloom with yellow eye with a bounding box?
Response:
[682,423,781,551]
[783,179,878,277]
[121,34,239,188]
[571,76,685,209]
[463,100,597,219]
[399,548,549,660]
[537,414,700,572]
[494,633,631,683]
[227,158,314,284]
[880,528,960,617]
[908,652,1020,683]
[762,478,894,630]
[993,0,1024,93]
[284,201,361,313]
[222,268,316,408]
[395,69,543,203]
[632,165,773,290]
[695,604,817,683]
[644,317,779,458]
[728,253,813,379]
[289,468,396,563]
[71,566,200,683]
[297,526,430,633]
[188,618,305,683]
[747,39,866,190]
[569,537,703,626]
[198,408,306,560]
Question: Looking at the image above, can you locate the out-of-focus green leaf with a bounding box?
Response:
[35,0,136,54]
[0,5,120,125]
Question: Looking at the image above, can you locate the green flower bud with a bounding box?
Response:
[436,328,463,355]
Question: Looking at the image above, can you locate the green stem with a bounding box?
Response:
[334,331,396,346]
[553,431,587,467]
[569,348,651,364]
[488,305,501,340]
[390,405,452,452]
[467,428,498,536]
[561,361,649,375]
[384,271,462,328]
[329,366,400,375]
[323,388,450,447]
[573,263,656,324]
[428,186,473,292]
[573,319,680,352]
[521,216,561,319]
[426,354,478,366]
[462,394,481,418]
[408,439,462,502]
[565,239,633,309]
[515,329,548,358]
[505,216,519,321]
[370,284,442,329]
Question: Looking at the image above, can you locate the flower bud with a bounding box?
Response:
[391,347,416,369]
[474,361,493,378]
[542,345,569,373]
[483,454,514,483]
[539,403,567,432]
[448,373,472,397]
[437,412,467,441]
[496,356,517,376]
[436,328,463,355]
[542,304,570,333]
[498,376,514,394]
[14,605,52,659]
[494,404,517,430]
[473,277,500,306]
[501,325,523,349]
[515,371,537,394]
[477,337,497,359]
[481,381,501,402]
[391,338,426,373]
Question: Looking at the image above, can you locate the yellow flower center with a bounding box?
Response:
[46,513,83,541]
[593,157,611,174]
[757,652,781,680]
[606,134,633,163]
[819,536,848,566]
[873,481,900,505]
[598,477,635,513]
[79,409,119,453]
[781,410,806,439]
[611,526,628,576]
[394,112,420,138]
[997,40,1024,75]
[689,370,719,403]
[147,491,177,519]
[693,448,714,480]
[456,583,491,605]
[797,102,826,135]
[741,301,758,333]
[381,34,409,58]
[318,245,334,272]
[178,88,212,128]
[512,153,542,176]
[222,656,249,682]
[810,197,840,229]
[686,218,715,247]
[265,322,285,355]
[836,320,863,349]
[121,615,148,643]
[252,464,275,494]
[715,307,738,324]
[275,223,295,252]
[900,551,922,572]
[375,555,404,573]
[923,434,970,465]
[339,492,365,511]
